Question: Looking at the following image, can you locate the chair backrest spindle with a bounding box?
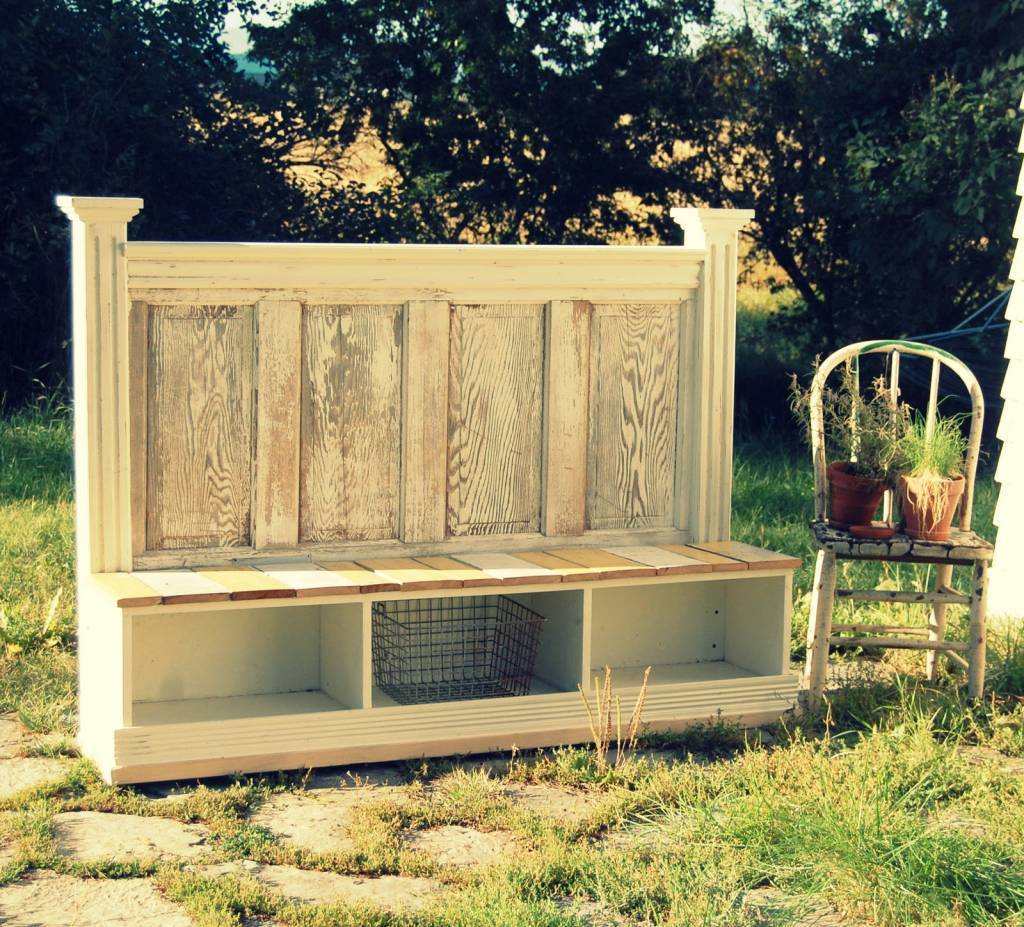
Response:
[925,356,941,445]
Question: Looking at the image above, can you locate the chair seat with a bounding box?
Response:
[810,519,993,564]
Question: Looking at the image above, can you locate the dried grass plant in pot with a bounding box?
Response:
[896,412,968,541]
[791,365,908,529]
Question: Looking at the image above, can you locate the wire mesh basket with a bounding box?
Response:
[371,595,546,705]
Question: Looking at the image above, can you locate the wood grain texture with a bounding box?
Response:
[401,300,450,543]
[543,300,591,536]
[146,305,254,551]
[587,303,680,530]
[254,300,301,548]
[447,304,544,536]
[300,304,403,543]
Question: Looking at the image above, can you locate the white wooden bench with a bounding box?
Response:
[58,196,800,784]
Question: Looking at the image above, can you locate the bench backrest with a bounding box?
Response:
[58,197,752,573]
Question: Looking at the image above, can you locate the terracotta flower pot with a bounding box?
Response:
[898,474,965,542]
[827,460,886,529]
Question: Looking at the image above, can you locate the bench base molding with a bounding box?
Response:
[102,673,798,784]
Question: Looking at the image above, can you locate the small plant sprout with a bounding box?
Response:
[790,362,909,482]
[578,665,651,773]
[897,407,969,530]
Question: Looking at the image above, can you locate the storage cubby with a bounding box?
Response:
[589,575,791,689]
[130,600,367,725]
[370,589,587,707]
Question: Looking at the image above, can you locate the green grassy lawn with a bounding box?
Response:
[2,405,1024,925]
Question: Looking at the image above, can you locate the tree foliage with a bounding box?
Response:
[0,0,411,406]
[675,0,1024,348]
[248,0,714,243]
[0,0,1020,404]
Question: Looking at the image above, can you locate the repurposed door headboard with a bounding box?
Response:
[56,197,752,575]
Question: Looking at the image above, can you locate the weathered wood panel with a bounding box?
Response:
[253,300,301,548]
[543,300,591,536]
[146,305,254,550]
[401,300,450,542]
[587,303,680,530]
[447,304,544,536]
[300,304,402,543]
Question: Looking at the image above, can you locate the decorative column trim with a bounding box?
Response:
[670,206,754,543]
[56,195,144,574]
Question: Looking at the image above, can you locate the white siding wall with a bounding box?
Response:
[989,101,1024,619]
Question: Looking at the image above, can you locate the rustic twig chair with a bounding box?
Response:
[803,340,994,700]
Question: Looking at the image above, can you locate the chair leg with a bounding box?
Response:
[967,560,988,699]
[926,563,953,681]
[805,549,837,700]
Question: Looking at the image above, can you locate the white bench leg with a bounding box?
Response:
[805,549,837,700]
[967,560,988,699]
[926,563,953,681]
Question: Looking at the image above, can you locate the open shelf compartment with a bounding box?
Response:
[588,574,792,691]
[130,600,368,726]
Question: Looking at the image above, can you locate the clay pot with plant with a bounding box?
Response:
[791,365,908,530]
[895,412,968,541]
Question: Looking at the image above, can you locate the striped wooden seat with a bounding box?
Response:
[93,542,801,607]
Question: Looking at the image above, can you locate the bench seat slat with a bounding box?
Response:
[315,561,401,593]
[452,553,562,585]
[254,563,360,597]
[602,546,712,575]
[658,544,748,571]
[92,572,164,607]
[689,541,802,571]
[195,566,295,601]
[354,558,463,591]
[413,556,503,588]
[550,548,657,578]
[131,570,232,604]
[514,551,609,581]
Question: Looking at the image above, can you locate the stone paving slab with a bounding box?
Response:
[304,763,407,789]
[504,784,601,823]
[0,812,17,870]
[553,895,641,926]
[403,824,518,866]
[0,715,29,759]
[957,745,1024,775]
[250,786,411,853]
[0,757,68,800]
[741,888,855,927]
[53,811,210,861]
[0,871,193,926]
[199,860,443,910]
